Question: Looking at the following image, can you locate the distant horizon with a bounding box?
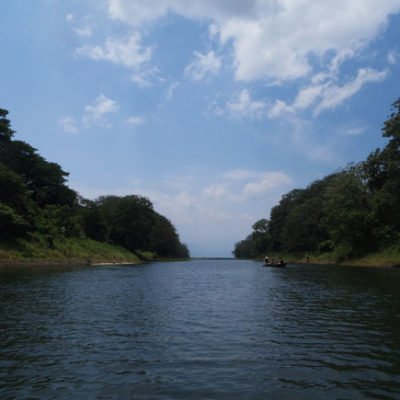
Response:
[1,1,400,257]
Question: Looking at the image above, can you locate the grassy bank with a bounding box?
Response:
[257,246,400,267]
[0,236,140,267]
[343,247,400,267]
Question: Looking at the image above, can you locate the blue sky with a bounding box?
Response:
[1,0,400,257]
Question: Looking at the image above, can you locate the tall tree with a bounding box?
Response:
[363,98,400,246]
[321,168,373,257]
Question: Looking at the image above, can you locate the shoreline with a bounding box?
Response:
[0,258,141,271]
[0,257,191,270]
[1,256,400,270]
[255,254,400,268]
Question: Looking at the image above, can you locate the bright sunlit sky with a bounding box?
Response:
[1,0,400,257]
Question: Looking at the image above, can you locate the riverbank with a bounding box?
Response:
[258,247,400,268]
[0,237,194,270]
[0,237,141,269]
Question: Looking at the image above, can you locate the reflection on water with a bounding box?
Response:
[1,261,400,399]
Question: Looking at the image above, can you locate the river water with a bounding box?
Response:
[1,260,400,399]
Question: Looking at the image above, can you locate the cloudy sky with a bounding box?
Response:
[1,0,400,256]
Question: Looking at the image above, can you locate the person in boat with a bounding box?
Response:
[279,257,284,265]
[264,255,270,265]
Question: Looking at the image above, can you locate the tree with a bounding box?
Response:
[321,169,373,258]
[269,189,305,251]
[0,109,15,142]
[98,195,155,251]
[0,107,189,258]
[0,140,77,207]
[0,163,35,239]
[233,98,400,260]
[78,198,107,242]
[362,98,400,245]
[233,235,257,259]
[95,195,189,258]
[151,213,187,257]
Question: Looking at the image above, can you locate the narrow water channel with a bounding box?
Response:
[1,260,400,399]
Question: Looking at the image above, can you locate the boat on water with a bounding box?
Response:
[263,256,286,267]
[263,262,286,268]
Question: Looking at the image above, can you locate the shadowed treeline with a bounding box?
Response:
[234,99,400,263]
[0,108,189,261]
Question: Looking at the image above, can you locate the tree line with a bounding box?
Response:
[0,108,189,259]
[233,99,400,261]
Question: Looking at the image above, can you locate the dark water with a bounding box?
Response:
[1,260,400,399]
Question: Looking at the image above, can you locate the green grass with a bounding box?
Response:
[255,245,400,267]
[344,246,400,267]
[134,250,157,261]
[0,236,140,264]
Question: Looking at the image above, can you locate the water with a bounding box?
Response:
[1,260,400,399]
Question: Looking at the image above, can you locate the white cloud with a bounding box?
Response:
[58,116,79,134]
[243,172,293,197]
[107,0,276,27]
[185,51,222,80]
[65,13,93,37]
[217,1,399,83]
[101,0,399,115]
[83,94,119,128]
[76,34,152,69]
[225,89,268,119]
[388,50,398,65]
[268,99,294,119]
[202,169,293,201]
[130,66,165,87]
[107,0,172,26]
[73,25,93,38]
[140,168,293,255]
[166,81,180,100]
[107,0,400,83]
[314,68,388,115]
[73,167,294,256]
[202,183,231,200]
[125,116,145,126]
[342,126,367,136]
[268,67,388,118]
[293,84,326,111]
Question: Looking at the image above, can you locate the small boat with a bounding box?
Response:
[263,262,286,268]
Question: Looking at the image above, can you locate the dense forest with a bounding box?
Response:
[233,99,400,262]
[0,108,189,260]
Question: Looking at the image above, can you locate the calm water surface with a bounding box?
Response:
[1,260,400,399]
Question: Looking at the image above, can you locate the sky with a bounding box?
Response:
[1,0,400,257]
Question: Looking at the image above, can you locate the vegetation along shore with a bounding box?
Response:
[234,98,400,267]
[0,108,190,267]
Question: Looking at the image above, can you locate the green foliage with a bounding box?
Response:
[0,109,14,141]
[361,99,400,246]
[233,234,257,259]
[135,250,157,261]
[78,198,107,242]
[98,195,155,251]
[0,236,140,263]
[0,140,77,207]
[234,98,400,261]
[0,162,35,237]
[280,179,329,252]
[0,107,189,261]
[0,202,29,238]
[92,195,189,258]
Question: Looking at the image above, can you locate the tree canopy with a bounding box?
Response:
[0,108,189,259]
[233,98,400,261]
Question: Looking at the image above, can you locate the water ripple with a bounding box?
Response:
[1,261,400,399]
